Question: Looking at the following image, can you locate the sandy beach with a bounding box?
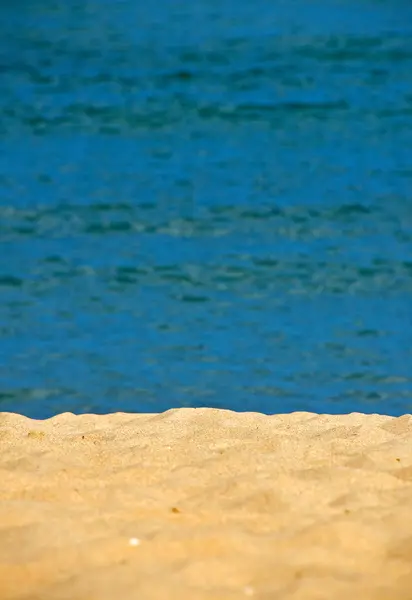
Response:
[1,408,412,599]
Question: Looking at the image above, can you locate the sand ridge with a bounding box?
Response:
[1,408,412,599]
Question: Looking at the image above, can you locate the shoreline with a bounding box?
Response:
[1,408,412,599]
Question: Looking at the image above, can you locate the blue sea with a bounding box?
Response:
[1,0,412,418]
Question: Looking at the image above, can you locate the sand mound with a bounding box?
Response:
[1,408,412,599]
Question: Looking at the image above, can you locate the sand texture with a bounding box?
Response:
[1,408,412,600]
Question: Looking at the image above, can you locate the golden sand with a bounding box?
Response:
[1,408,412,599]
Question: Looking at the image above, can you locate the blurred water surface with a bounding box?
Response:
[1,0,412,417]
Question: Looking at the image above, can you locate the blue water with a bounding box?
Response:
[1,0,412,418]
